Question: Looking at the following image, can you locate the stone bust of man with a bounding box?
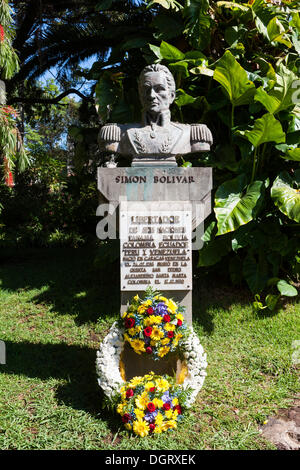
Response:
[99,63,213,167]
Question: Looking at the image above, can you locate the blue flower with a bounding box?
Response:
[144,409,158,423]
[155,302,168,315]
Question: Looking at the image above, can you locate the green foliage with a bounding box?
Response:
[271,170,300,223]
[0,0,19,80]
[0,172,98,249]
[0,0,27,179]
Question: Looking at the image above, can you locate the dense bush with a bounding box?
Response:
[0,170,98,249]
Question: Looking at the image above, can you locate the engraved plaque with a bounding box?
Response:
[120,201,192,291]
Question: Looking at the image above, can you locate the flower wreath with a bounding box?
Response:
[96,326,207,406]
[116,372,188,436]
[96,290,207,435]
[118,290,188,360]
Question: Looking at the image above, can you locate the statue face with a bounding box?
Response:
[141,72,174,114]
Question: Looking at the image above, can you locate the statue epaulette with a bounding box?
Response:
[190,124,213,146]
[99,123,122,142]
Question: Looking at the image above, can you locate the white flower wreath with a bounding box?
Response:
[96,322,207,406]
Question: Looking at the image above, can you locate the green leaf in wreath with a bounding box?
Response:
[276,279,298,297]
[271,170,300,223]
[213,50,256,107]
[214,174,265,236]
[240,113,286,148]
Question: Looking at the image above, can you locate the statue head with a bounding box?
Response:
[138,64,176,115]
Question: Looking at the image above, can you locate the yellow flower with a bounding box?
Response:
[125,422,132,431]
[117,403,124,414]
[133,294,140,302]
[166,299,178,313]
[145,315,162,326]
[150,339,158,347]
[128,326,142,336]
[124,333,131,343]
[153,424,163,434]
[162,420,177,431]
[158,346,170,358]
[135,391,149,410]
[121,310,127,319]
[165,409,173,419]
[131,339,146,353]
[133,419,149,437]
[174,333,183,342]
[176,313,184,321]
[153,398,163,408]
[137,304,147,314]
[158,296,167,302]
[161,337,170,346]
[164,323,175,332]
[144,371,155,380]
[145,381,155,392]
[144,299,152,307]
[134,408,145,420]
[152,315,163,324]
[172,397,179,406]
[153,426,162,434]
[151,327,164,341]
[155,412,164,425]
[172,409,179,420]
[155,377,169,392]
[129,376,143,388]
[143,317,152,327]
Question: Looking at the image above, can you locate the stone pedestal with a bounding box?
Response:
[97,166,212,378]
[97,166,212,324]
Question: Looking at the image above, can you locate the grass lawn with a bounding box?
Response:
[0,247,299,450]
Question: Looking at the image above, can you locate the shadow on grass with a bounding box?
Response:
[2,339,119,429]
[192,270,253,335]
[0,247,120,325]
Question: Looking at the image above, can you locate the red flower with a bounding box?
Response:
[143,326,152,337]
[163,402,171,411]
[174,405,182,415]
[124,317,135,329]
[167,331,174,338]
[126,388,134,399]
[122,413,131,423]
[147,402,156,412]
[0,25,4,42]
[177,319,183,327]
[163,314,171,323]
[149,387,156,393]
[146,346,153,354]
[5,171,14,187]
[146,307,154,315]
[149,423,156,432]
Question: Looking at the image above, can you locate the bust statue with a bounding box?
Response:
[99,64,213,167]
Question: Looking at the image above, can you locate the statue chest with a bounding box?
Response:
[124,124,190,156]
